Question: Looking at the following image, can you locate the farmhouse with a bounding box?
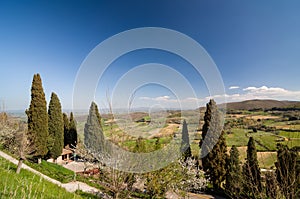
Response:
[47,148,73,164]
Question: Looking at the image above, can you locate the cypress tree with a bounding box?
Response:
[63,113,70,147]
[275,144,299,199]
[200,99,220,159]
[242,137,262,197]
[69,112,77,148]
[181,120,192,160]
[225,145,242,197]
[265,171,278,199]
[47,92,64,160]
[26,73,48,162]
[94,103,102,128]
[84,102,105,156]
[199,99,227,190]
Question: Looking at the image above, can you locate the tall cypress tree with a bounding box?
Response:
[200,99,220,158]
[242,137,262,197]
[181,120,192,160]
[275,144,299,199]
[63,113,70,147]
[225,145,242,197]
[84,102,105,156]
[26,73,48,162]
[69,112,77,148]
[265,171,278,199]
[199,99,227,190]
[47,92,64,160]
[94,103,102,128]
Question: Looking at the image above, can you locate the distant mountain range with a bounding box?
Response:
[5,99,300,119]
[223,99,300,111]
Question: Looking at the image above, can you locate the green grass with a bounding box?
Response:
[75,175,114,197]
[268,121,300,130]
[121,136,172,152]
[257,152,277,169]
[268,121,287,126]
[236,147,277,169]
[75,189,114,199]
[75,190,99,199]
[251,133,278,151]
[26,160,75,183]
[0,157,82,199]
[225,128,299,151]
[285,139,300,148]
[262,119,276,125]
[225,128,249,146]
[279,131,300,139]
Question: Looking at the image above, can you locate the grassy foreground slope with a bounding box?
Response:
[0,156,82,199]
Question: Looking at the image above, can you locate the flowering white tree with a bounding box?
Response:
[179,157,208,193]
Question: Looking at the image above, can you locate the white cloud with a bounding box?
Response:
[234,86,300,101]
[243,86,286,93]
[205,86,300,105]
[241,86,299,99]
[138,95,201,108]
[137,86,300,109]
[140,95,171,101]
[229,86,240,90]
[139,97,151,100]
[155,96,170,101]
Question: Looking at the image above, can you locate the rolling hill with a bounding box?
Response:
[224,99,300,110]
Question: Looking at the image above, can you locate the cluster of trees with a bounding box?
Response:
[225,139,299,198]
[82,101,207,198]
[200,99,300,198]
[25,74,77,163]
[63,112,77,149]
[81,98,299,198]
[2,73,299,197]
[200,99,227,191]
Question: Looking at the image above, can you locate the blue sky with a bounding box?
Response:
[0,1,300,110]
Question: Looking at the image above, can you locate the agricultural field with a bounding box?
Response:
[74,106,299,169]
[1,100,299,198]
[224,109,300,168]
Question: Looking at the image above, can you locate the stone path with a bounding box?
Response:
[0,150,223,199]
[0,150,100,195]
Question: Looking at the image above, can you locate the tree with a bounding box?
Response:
[145,161,185,198]
[94,103,102,128]
[63,113,70,147]
[69,112,77,148]
[179,157,208,193]
[265,171,279,199]
[275,144,299,199]
[199,99,227,190]
[26,73,48,162]
[47,92,64,160]
[63,112,77,149]
[225,145,242,197]
[181,120,192,161]
[242,137,262,197]
[84,102,105,156]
